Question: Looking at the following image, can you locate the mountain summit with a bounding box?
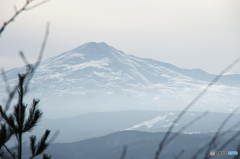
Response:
[1,42,240,118]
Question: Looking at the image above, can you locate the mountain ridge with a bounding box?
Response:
[1,42,240,118]
[26,129,240,159]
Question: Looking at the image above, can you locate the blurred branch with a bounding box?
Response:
[216,130,240,154]
[154,56,240,159]
[0,0,50,35]
[165,111,209,148]
[203,130,240,159]
[0,69,11,94]
[174,149,184,159]
[22,22,50,94]
[190,106,240,159]
[48,130,60,144]
[0,22,50,121]
[0,69,19,112]
[119,145,127,159]
[219,119,240,138]
[19,51,31,69]
[203,106,240,159]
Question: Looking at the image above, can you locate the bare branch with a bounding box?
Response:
[3,144,16,159]
[0,0,32,35]
[25,0,50,11]
[37,22,50,63]
[154,56,240,159]
[0,0,50,35]
[19,51,31,69]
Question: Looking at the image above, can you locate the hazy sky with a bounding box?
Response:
[0,0,240,74]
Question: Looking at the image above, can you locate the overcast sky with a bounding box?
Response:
[0,0,240,74]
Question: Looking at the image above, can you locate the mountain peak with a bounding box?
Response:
[70,42,114,57]
[78,42,111,50]
[83,42,109,47]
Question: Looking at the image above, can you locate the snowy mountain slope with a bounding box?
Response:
[1,42,240,118]
[124,111,240,133]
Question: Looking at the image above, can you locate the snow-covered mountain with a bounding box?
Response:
[1,42,240,118]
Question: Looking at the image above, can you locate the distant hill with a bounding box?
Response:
[25,130,240,159]
[15,110,240,144]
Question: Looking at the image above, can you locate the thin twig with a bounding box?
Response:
[154,57,240,159]
[3,144,16,159]
[37,22,50,63]
[19,51,31,70]
[25,0,50,11]
[0,0,50,35]
[0,0,32,35]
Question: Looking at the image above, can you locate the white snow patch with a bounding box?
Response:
[63,58,110,71]
[183,131,201,134]
[125,115,168,130]
[48,72,65,79]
